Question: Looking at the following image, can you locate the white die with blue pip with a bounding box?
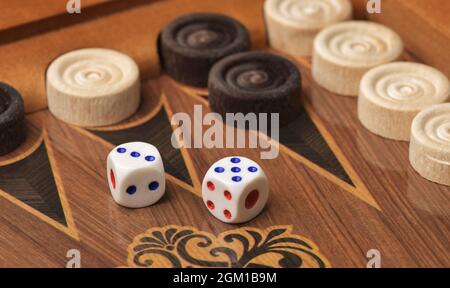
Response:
[202,156,269,223]
[107,142,165,208]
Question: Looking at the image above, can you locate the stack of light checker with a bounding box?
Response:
[264,0,450,186]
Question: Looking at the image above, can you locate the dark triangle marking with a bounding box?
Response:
[199,90,351,186]
[279,107,353,186]
[90,108,193,185]
[0,143,67,225]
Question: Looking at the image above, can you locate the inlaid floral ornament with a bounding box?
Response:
[126,225,330,268]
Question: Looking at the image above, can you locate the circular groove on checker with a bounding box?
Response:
[0,82,25,156]
[46,48,141,127]
[358,62,450,141]
[264,0,352,56]
[159,13,250,87]
[312,21,403,96]
[409,103,450,186]
[208,51,302,126]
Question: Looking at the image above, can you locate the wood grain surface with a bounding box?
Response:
[0,0,448,268]
[365,0,450,78]
[0,0,113,31]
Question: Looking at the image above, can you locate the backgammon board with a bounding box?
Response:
[0,0,448,268]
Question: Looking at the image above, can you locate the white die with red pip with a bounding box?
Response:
[202,156,269,223]
[107,142,165,208]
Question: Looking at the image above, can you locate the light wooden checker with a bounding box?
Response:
[312,21,403,96]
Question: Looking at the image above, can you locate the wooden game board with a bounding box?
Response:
[0,0,448,268]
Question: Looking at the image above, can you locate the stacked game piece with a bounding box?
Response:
[46,48,140,127]
[107,142,166,208]
[0,83,25,156]
[202,156,269,223]
[358,62,450,141]
[159,13,250,87]
[312,21,403,96]
[409,104,450,186]
[264,0,352,56]
[208,51,302,125]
